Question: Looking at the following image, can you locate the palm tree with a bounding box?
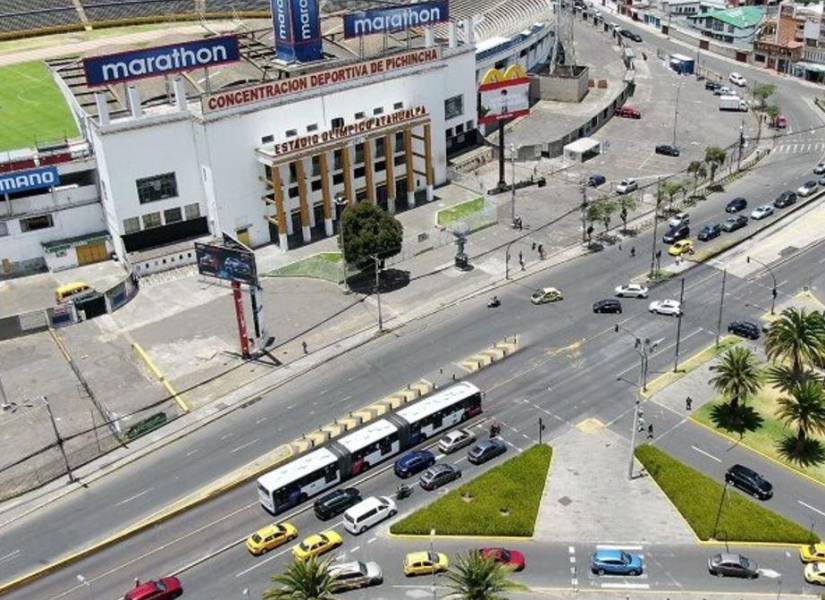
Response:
[661,180,684,212]
[764,308,825,382]
[263,556,338,600]
[776,379,825,446]
[687,160,703,193]
[618,194,636,232]
[704,146,727,183]
[709,347,761,410]
[444,551,521,600]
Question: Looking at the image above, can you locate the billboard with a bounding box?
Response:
[271,0,322,63]
[477,65,530,126]
[83,36,241,87]
[343,0,449,38]
[195,242,258,286]
[0,166,60,195]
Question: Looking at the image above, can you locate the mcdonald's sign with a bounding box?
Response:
[477,64,530,125]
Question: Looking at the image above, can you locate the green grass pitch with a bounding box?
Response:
[0,61,79,152]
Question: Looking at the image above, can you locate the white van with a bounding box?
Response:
[343,496,397,535]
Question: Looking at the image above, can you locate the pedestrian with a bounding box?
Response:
[630,246,636,257]
[301,340,308,354]
[538,244,545,259]
[517,216,524,230]
[532,241,537,251]
[647,423,654,440]
[637,415,646,432]
[519,250,525,270]
[685,396,693,411]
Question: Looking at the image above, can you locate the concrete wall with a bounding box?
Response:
[536,65,591,102]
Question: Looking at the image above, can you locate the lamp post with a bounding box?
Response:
[44,396,75,483]
[335,193,348,292]
[430,528,437,600]
[371,254,384,333]
[510,143,517,226]
[746,255,778,314]
[76,574,92,600]
[672,79,681,148]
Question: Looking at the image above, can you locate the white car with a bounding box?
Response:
[750,205,774,220]
[616,178,638,194]
[329,561,383,591]
[438,429,476,454]
[813,162,825,175]
[649,299,682,316]
[729,72,747,87]
[668,212,689,228]
[615,283,649,298]
[798,180,818,197]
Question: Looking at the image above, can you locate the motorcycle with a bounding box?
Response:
[396,483,413,499]
[489,423,501,438]
[487,296,501,308]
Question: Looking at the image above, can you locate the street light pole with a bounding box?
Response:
[76,574,92,600]
[716,269,727,346]
[510,143,517,226]
[673,277,686,372]
[746,256,778,315]
[672,80,681,148]
[372,254,384,332]
[649,179,662,278]
[335,193,349,293]
[430,529,437,600]
[44,396,75,483]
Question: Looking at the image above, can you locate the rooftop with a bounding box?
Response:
[695,6,765,29]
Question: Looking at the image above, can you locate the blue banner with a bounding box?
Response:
[83,36,240,87]
[0,166,60,195]
[343,0,449,39]
[271,0,322,63]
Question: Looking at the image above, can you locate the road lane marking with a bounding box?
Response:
[596,544,643,550]
[367,537,376,544]
[799,500,825,517]
[350,545,360,553]
[235,546,292,577]
[220,433,233,441]
[185,448,199,457]
[0,550,19,565]
[255,416,268,424]
[230,439,259,454]
[116,488,153,506]
[691,445,722,463]
[600,582,650,589]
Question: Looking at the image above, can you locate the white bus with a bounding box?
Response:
[257,447,339,514]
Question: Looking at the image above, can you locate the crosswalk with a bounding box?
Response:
[773,142,825,154]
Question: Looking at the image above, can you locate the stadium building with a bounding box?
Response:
[0,0,552,278]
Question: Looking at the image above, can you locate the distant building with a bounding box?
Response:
[688,6,765,46]
[753,4,804,74]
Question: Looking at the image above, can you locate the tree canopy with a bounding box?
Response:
[340,201,403,270]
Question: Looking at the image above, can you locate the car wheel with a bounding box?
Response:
[597,569,606,576]
[752,490,760,498]
[360,526,367,533]
[629,570,638,576]
[715,570,724,577]
[389,509,397,517]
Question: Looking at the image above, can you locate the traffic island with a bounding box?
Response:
[390,444,552,537]
[635,445,818,543]
[641,336,740,399]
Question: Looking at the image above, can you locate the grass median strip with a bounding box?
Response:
[390,444,551,537]
[264,252,348,283]
[436,197,484,227]
[636,445,816,543]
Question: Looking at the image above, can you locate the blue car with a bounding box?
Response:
[394,450,435,479]
[591,550,643,576]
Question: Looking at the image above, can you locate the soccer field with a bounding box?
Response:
[0,61,79,153]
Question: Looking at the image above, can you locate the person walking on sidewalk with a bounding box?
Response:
[630,246,636,258]
[647,423,654,440]
[302,341,308,354]
[538,244,545,259]
[519,251,525,270]
[637,415,646,432]
[532,241,537,251]
[685,396,693,411]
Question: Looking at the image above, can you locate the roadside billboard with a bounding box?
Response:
[83,36,241,87]
[477,65,530,125]
[195,242,258,286]
[271,0,322,63]
[343,0,449,38]
[0,166,60,195]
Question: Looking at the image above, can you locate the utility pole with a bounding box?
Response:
[44,396,75,483]
[336,194,349,293]
[673,277,686,372]
[649,179,662,277]
[580,180,588,244]
[747,256,778,315]
[628,398,641,479]
[672,80,681,148]
[715,269,727,347]
[510,143,517,226]
[372,255,384,332]
[736,119,745,171]
[498,121,507,189]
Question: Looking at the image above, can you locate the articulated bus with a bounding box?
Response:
[257,382,483,514]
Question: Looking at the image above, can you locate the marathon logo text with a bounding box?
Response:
[83,36,240,86]
[0,166,60,195]
[343,1,449,38]
[271,0,322,62]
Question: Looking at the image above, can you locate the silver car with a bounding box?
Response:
[330,561,383,590]
[707,553,758,579]
[438,428,476,454]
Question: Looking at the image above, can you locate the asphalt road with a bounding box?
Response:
[3,20,825,598]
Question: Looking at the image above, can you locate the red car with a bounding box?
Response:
[615,105,641,119]
[480,547,526,571]
[124,577,183,600]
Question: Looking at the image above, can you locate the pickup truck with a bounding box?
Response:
[719,95,748,112]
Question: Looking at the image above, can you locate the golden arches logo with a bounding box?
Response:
[479,64,528,85]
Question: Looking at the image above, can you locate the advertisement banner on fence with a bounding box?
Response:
[83,36,241,87]
[343,0,449,38]
[271,0,322,63]
[0,166,60,195]
[477,65,530,125]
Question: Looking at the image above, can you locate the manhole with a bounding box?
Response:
[558,496,572,506]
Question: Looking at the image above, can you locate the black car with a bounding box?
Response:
[722,215,748,232]
[593,299,622,314]
[705,81,721,92]
[662,224,689,243]
[707,553,759,579]
[468,439,507,465]
[619,28,642,42]
[588,173,606,187]
[773,191,797,208]
[725,464,773,500]
[314,488,362,520]
[655,144,680,157]
[419,464,461,491]
[727,320,760,340]
[697,223,722,241]
[725,197,748,213]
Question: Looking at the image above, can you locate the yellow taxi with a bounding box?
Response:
[403,551,449,576]
[530,287,563,305]
[245,521,298,556]
[800,543,825,563]
[804,561,825,585]
[292,530,343,561]
[668,239,694,256]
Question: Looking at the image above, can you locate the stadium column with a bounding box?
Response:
[384,133,396,214]
[270,164,289,250]
[295,159,311,243]
[404,127,415,208]
[303,158,316,228]
[364,138,376,204]
[279,165,294,236]
[319,152,334,236]
[342,143,355,206]
[424,123,434,202]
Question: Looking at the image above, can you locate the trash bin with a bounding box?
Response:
[455,253,469,270]
[537,177,547,188]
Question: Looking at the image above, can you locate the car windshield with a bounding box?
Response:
[251,534,263,543]
[534,289,543,296]
[428,551,439,563]
[156,581,167,591]
[620,552,631,563]
[739,557,750,569]
[808,544,818,553]
[500,549,511,561]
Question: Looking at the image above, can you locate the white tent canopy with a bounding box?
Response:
[563,137,601,162]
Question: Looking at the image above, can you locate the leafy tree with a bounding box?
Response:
[764,308,825,382]
[776,379,825,447]
[660,180,684,212]
[444,551,521,600]
[751,83,776,109]
[618,194,636,232]
[340,201,403,271]
[709,347,761,410]
[687,161,706,194]
[704,146,727,183]
[598,196,617,232]
[764,104,780,124]
[263,556,338,600]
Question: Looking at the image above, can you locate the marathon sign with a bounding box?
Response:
[272,0,322,63]
[0,166,60,195]
[343,1,449,39]
[267,106,428,159]
[83,36,240,87]
[204,47,440,112]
